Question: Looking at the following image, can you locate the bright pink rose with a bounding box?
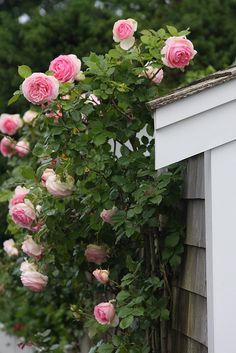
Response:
[93,269,109,284]
[100,206,117,224]
[21,236,44,260]
[10,201,36,229]
[15,140,30,157]
[0,114,23,135]
[22,73,59,105]
[3,239,18,257]
[0,137,15,157]
[161,36,197,68]
[41,168,55,186]
[85,244,107,265]
[113,18,137,50]
[94,302,116,325]
[23,110,38,124]
[9,186,30,208]
[45,174,74,197]
[49,54,81,83]
[21,270,48,292]
[145,67,164,84]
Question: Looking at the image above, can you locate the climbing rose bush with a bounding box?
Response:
[0,19,196,353]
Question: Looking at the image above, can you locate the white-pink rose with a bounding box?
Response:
[9,186,30,208]
[113,18,137,50]
[100,206,117,224]
[0,137,15,157]
[0,114,23,135]
[22,73,59,105]
[9,200,36,230]
[161,36,197,68]
[49,54,81,83]
[15,140,30,157]
[3,239,18,257]
[20,260,36,273]
[21,270,48,292]
[94,302,116,325]
[145,67,164,84]
[21,236,44,260]
[41,168,55,186]
[23,110,38,124]
[45,174,74,197]
[85,244,107,265]
[93,269,109,284]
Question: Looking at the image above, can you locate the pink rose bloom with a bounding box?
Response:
[20,260,36,273]
[0,114,23,135]
[10,201,36,230]
[49,54,81,83]
[161,36,197,68]
[3,239,18,257]
[94,302,116,325]
[15,140,30,157]
[45,174,74,197]
[21,270,48,292]
[145,67,164,84]
[9,186,30,208]
[81,93,101,106]
[113,18,137,50]
[21,236,44,260]
[0,137,15,157]
[23,110,38,124]
[41,168,55,186]
[85,244,107,265]
[100,206,117,224]
[22,73,59,105]
[93,269,109,284]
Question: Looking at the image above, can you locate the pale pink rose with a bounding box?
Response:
[21,270,48,292]
[113,18,137,50]
[3,239,18,257]
[20,260,36,273]
[9,201,36,230]
[22,73,59,105]
[23,110,38,124]
[41,168,55,186]
[100,206,117,224]
[85,244,107,265]
[49,54,81,83]
[94,302,116,325]
[0,137,15,157]
[9,186,30,208]
[161,36,197,68]
[15,140,30,157]
[81,93,101,106]
[145,67,164,84]
[21,236,44,260]
[45,174,74,197]
[93,269,109,284]
[0,114,23,135]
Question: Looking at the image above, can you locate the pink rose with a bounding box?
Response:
[0,114,23,135]
[93,269,109,284]
[0,137,15,157]
[23,110,38,124]
[9,186,30,208]
[10,201,36,230]
[161,36,197,68]
[100,206,117,223]
[22,73,59,105]
[49,54,81,83]
[145,67,164,84]
[45,174,74,197]
[20,260,36,273]
[21,270,48,292]
[41,168,55,186]
[3,239,18,257]
[15,140,30,157]
[45,106,63,122]
[94,302,116,325]
[113,18,137,50]
[85,244,107,265]
[21,236,44,260]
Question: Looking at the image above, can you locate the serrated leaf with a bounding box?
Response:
[18,65,32,78]
[166,25,178,36]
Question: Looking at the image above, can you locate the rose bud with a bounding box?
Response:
[21,236,44,260]
[3,239,18,257]
[100,206,117,224]
[15,139,30,157]
[94,302,116,325]
[20,270,48,292]
[113,18,138,50]
[85,244,107,265]
[49,54,81,83]
[9,186,30,208]
[23,110,38,124]
[145,67,164,84]
[9,200,36,230]
[0,136,16,157]
[0,114,23,135]
[41,168,55,186]
[92,269,109,284]
[45,174,74,197]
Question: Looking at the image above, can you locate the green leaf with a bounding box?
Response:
[119,315,134,329]
[165,233,180,248]
[94,133,107,146]
[166,25,178,36]
[160,308,170,321]
[0,190,13,202]
[21,166,36,180]
[8,94,20,106]
[98,343,114,353]
[116,291,130,303]
[18,65,32,78]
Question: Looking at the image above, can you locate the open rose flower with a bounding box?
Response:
[3,239,18,257]
[0,137,15,157]
[161,36,197,68]
[21,236,44,260]
[22,73,59,105]
[94,302,118,325]
[85,244,107,265]
[41,168,55,186]
[113,18,137,50]
[9,186,30,208]
[49,54,81,83]
[0,114,23,135]
[93,269,109,284]
[9,200,36,230]
[100,206,117,224]
[145,67,164,84]
[45,174,74,197]
[21,269,48,292]
[15,139,30,157]
[23,110,38,124]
